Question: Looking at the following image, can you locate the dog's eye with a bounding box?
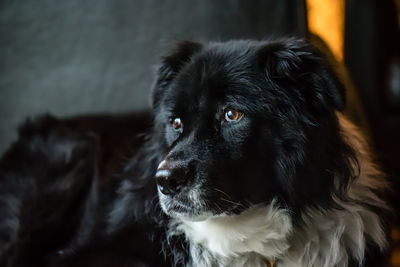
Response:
[171,118,183,130]
[224,109,243,122]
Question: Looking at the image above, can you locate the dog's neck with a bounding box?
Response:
[169,191,387,267]
[169,202,292,267]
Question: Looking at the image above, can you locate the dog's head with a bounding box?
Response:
[151,39,355,221]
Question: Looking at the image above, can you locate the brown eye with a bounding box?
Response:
[224,109,243,122]
[172,118,182,130]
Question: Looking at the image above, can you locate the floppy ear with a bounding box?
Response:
[257,39,346,112]
[152,41,202,108]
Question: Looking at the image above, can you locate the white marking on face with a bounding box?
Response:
[155,169,171,178]
[157,160,167,170]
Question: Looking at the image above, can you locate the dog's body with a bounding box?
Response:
[0,39,390,267]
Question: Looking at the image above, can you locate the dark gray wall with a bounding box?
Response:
[0,0,306,152]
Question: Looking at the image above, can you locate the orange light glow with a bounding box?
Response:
[306,0,345,62]
[392,248,400,266]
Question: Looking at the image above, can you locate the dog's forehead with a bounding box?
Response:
[168,46,259,110]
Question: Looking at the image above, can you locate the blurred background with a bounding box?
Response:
[0,0,399,265]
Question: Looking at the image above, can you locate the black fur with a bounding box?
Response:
[0,39,387,266]
[0,117,97,267]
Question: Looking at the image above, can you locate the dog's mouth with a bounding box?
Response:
[156,185,208,218]
[157,185,245,221]
[158,191,214,221]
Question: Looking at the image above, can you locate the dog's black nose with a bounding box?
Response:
[155,160,187,195]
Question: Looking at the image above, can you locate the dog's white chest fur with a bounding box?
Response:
[172,202,292,266]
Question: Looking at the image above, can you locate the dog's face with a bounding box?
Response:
[152,40,352,221]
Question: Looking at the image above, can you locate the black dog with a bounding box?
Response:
[0,39,390,267]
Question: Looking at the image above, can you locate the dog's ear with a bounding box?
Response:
[257,39,345,112]
[152,41,202,108]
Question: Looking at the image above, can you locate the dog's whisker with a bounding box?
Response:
[213,188,233,200]
[212,202,222,213]
[220,197,243,207]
